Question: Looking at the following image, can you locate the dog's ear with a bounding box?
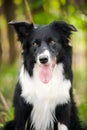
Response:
[51,21,77,38]
[9,21,34,43]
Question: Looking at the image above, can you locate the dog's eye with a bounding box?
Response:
[32,42,38,47]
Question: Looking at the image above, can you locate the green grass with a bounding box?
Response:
[0,63,18,100]
[73,66,87,123]
[0,62,20,123]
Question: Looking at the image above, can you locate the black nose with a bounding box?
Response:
[39,56,48,64]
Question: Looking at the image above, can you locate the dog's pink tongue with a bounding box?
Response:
[39,65,52,84]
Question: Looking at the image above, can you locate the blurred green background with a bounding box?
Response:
[0,0,87,127]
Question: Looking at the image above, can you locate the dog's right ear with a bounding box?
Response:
[9,21,34,43]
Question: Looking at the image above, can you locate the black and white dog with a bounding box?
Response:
[4,21,86,130]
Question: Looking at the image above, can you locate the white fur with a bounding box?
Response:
[19,63,71,130]
[58,122,68,130]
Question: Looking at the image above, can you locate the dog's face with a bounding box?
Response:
[29,24,63,66]
[9,21,77,83]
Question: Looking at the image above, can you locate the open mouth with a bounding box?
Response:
[39,58,56,84]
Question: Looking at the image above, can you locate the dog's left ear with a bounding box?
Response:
[9,21,34,43]
[51,21,77,38]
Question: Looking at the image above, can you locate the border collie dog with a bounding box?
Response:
[4,21,85,130]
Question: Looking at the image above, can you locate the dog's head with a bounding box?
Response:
[9,21,77,83]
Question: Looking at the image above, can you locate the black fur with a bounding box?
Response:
[4,21,86,130]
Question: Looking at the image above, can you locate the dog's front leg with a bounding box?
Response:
[56,104,70,130]
[14,109,27,130]
[13,83,31,130]
[14,98,28,130]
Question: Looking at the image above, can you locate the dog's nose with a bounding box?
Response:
[39,55,48,64]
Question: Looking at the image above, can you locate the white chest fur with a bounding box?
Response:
[19,63,71,130]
